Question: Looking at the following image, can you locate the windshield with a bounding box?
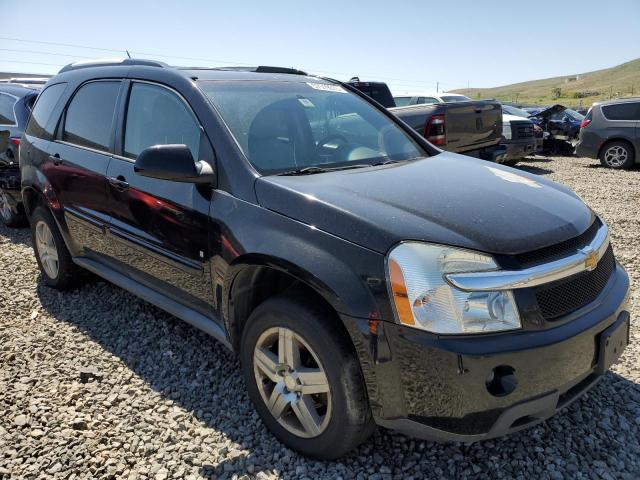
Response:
[198,80,427,174]
[502,105,530,118]
[440,95,471,103]
[564,109,585,121]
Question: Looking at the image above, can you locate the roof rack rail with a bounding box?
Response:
[184,65,308,75]
[59,58,168,74]
[0,77,50,85]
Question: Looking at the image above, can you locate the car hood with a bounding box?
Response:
[255,153,594,255]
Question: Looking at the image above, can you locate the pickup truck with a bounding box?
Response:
[394,92,539,166]
[347,80,505,161]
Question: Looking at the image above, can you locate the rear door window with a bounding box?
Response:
[63,81,120,152]
[601,103,640,121]
[123,82,201,160]
[26,83,67,138]
[0,93,17,125]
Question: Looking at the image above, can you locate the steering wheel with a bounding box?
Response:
[316,134,349,150]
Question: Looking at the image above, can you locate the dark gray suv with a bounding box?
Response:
[575,98,640,169]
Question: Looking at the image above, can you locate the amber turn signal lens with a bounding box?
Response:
[388,258,415,326]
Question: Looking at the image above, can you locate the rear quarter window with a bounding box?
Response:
[601,102,640,121]
[25,83,68,139]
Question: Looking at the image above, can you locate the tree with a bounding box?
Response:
[552,87,562,99]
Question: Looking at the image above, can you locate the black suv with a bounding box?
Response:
[0,83,40,226]
[20,59,630,459]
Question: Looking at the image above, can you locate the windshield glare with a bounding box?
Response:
[564,109,585,121]
[198,80,427,174]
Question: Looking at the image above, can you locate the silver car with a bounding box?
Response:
[575,98,640,169]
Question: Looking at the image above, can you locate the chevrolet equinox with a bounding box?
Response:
[20,59,631,459]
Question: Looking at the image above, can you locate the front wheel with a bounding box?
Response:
[600,141,635,169]
[240,295,374,459]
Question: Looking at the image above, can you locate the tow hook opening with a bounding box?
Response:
[486,365,517,397]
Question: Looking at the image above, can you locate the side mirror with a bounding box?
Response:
[134,144,214,184]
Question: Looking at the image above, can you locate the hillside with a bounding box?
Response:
[453,58,640,107]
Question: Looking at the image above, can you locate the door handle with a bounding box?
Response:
[49,154,62,166]
[108,176,130,191]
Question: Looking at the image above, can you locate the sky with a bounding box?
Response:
[1,0,639,94]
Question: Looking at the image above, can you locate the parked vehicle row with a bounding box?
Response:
[393,92,542,167]
[14,58,630,458]
[347,81,506,163]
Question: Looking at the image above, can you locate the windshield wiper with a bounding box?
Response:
[372,157,422,166]
[277,164,372,176]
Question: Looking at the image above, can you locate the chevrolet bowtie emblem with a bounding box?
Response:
[584,248,599,271]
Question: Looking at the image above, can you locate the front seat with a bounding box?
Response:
[248,98,316,171]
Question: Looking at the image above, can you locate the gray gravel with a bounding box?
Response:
[1,155,639,479]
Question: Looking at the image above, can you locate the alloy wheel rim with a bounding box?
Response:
[604,146,627,167]
[0,190,11,222]
[35,221,59,279]
[253,327,332,438]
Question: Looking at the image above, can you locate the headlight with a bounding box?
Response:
[502,124,512,140]
[387,243,521,334]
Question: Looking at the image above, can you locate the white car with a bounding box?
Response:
[393,92,471,106]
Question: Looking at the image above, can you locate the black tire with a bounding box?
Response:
[30,206,85,290]
[240,295,375,459]
[599,140,635,169]
[0,187,26,228]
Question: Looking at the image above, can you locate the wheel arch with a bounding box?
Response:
[21,185,47,218]
[598,137,637,162]
[223,254,351,352]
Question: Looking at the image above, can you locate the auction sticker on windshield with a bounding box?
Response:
[306,82,347,93]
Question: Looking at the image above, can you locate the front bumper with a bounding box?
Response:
[462,144,507,163]
[344,263,630,442]
[500,138,537,161]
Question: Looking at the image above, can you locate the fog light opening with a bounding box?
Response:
[486,365,517,397]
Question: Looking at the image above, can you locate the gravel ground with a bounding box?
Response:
[1,155,639,480]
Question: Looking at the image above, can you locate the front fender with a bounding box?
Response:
[210,192,393,324]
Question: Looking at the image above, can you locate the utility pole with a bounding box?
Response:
[436,81,439,93]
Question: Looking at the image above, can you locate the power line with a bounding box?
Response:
[0,59,66,67]
[0,35,452,88]
[0,48,94,59]
[0,35,125,54]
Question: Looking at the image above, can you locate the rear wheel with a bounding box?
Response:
[30,207,85,289]
[240,295,374,459]
[600,140,635,169]
[0,188,25,228]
